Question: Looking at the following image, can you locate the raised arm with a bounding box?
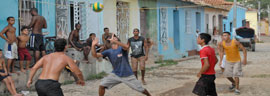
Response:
[66,57,85,86]
[91,38,104,58]
[27,57,44,88]
[109,34,129,50]
[236,41,247,65]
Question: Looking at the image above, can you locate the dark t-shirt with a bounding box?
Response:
[101,47,133,77]
[128,36,145,58]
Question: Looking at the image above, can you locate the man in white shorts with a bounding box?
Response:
[219,32,247,95]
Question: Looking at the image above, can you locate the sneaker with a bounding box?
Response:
[235,89,241,95]
[229,84,235,91]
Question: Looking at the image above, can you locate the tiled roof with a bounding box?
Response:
[182,0,233,11]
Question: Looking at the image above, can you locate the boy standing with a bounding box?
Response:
[0,49,22,96]
[0,17,18,73]
[193,33,218,96]
[218,32,247,95]
[17,26,32,73]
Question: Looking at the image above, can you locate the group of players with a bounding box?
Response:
[0,7,248,96]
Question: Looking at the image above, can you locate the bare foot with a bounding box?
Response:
[20,69,26,73]
[14,93,23,96]
[142,80,147,85]
[11,71,20,75]
[25,68,31,70]
[82,59,89,63]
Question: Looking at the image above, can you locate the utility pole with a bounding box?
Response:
[268,5,270,35]
[233,0,237,38]
[258,1,261,41]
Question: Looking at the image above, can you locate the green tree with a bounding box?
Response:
[226,0,270,18]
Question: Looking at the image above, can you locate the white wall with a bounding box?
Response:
[103,0,140,37]
[103,0,117,34]
[205,8,225,35]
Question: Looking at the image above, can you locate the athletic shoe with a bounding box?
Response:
[235,89,241,95]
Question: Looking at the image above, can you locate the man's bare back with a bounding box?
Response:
[17,35,29,48]
[30,16,47,34]
[37,52,79,80]
[27,39,84,96]
[0,26,17,44]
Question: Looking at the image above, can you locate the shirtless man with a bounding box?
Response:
[27,39,85,96]
[102,27,112,49]
[28,8,47,63]
[17,26,32,72]
[0,49,22,96]
[69,23,89,61]
[0,17,18,73]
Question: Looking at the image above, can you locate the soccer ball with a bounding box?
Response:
[92,2,104,12]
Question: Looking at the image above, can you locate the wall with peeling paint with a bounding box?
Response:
[157,0,205,60]
[0,0,19,50]
[138,0,158,57]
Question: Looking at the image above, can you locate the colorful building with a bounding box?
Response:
[103,0,140,43]
[223,4,247,36]
[246,9,258,36]
[155,0,206,59]
[0,0,56,50]
[260,19,269,36]
[202,0,232,35]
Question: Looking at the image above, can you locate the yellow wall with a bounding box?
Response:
[103,0,117,33]
[246,11,258,35]
[103,0,140,37]
[260,20,269,36]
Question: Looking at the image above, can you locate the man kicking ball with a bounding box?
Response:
[91,34,151,96]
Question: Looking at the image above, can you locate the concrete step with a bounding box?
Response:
[0,48,113,95]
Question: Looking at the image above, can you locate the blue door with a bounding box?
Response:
[196,12,201,32]
[173,10,180,50]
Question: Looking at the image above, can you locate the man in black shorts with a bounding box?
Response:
[127,28,149,85]
[27,39,85,96]
[28,8,47,63]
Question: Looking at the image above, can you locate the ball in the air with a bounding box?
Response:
[92,2,104,12]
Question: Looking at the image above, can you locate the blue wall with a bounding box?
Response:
[38,0,56,37]
[0,0,56,50]
[157,0,205,60]
[0,0,19,50]
[223,6,246,34]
